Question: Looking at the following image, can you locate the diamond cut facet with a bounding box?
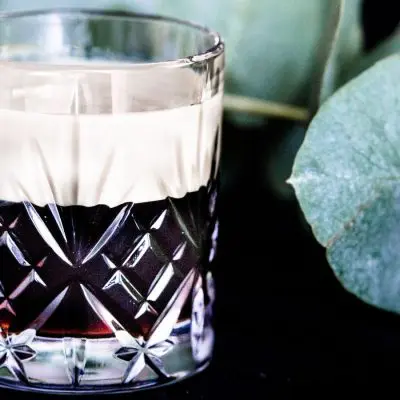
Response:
[0,187,217,388]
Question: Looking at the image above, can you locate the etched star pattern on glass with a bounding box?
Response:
[0,185,219,390]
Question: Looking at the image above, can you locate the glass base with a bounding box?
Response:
[0,320,214,394]
[0,364,212,396]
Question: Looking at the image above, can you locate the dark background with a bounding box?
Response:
[1,1,399,398]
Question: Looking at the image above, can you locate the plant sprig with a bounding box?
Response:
[223,94,310,122]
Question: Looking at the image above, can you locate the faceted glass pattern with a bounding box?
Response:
[0,9,223,394]
[0,182,218,392]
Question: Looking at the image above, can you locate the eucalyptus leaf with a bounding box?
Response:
[145,0,363,125]
[311,0,363,111]
[289,55,400,313]
[272,0,361,198]
[269,0,362,201]
[329,185,400,313]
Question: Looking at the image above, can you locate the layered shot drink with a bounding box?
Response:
[0,10,224,394]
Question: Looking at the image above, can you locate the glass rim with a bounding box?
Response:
[0,8,225,70]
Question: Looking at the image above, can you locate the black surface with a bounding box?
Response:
[1,1,399,398]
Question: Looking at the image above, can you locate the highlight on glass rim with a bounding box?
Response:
[0,0,399,395]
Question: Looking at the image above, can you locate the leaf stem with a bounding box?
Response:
[223,94,310,122]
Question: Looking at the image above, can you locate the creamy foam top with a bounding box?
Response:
[0,93,222,207]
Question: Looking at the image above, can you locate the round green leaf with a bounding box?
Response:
[312,0,363,110]
[289,55,400,313]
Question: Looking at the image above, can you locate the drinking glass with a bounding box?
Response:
[0,9,224,394]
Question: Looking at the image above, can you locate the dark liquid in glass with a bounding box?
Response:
[0,186,216,339]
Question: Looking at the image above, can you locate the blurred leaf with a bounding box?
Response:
[86,5,155,62]
[223,95,309,122]
[344,27,400,82]
[311,0,364,111]
[268,0,362,200]
[145,0,363,125]
[289,55,400,313]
